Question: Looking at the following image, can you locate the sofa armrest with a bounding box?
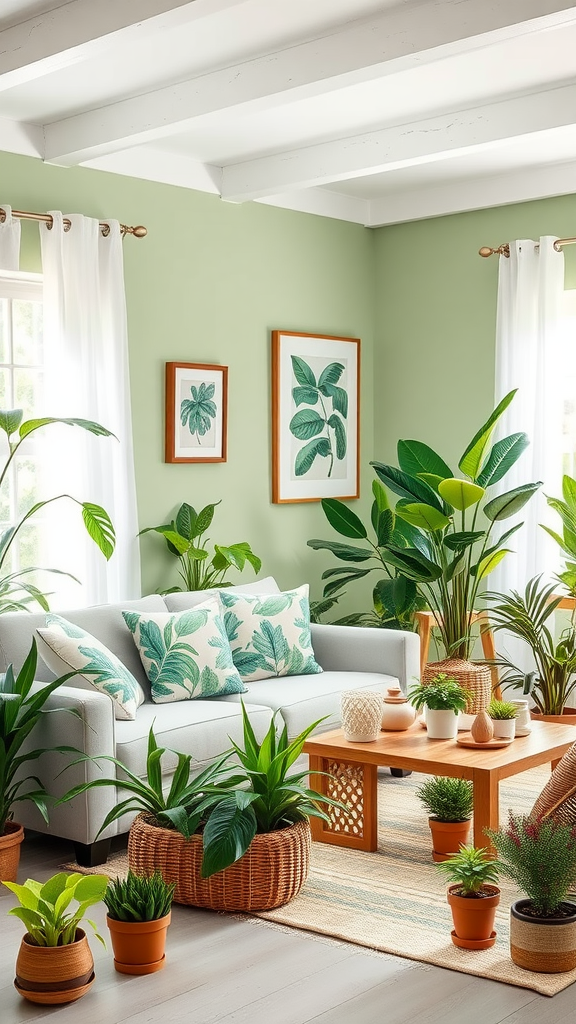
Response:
[310,623,420,693]
[17,685,119,846]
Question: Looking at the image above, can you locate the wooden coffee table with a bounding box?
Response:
[304,721,575,853]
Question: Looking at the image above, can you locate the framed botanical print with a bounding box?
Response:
[272,331,360,503]
[165,361,228,463]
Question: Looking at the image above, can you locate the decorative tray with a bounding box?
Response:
[456,734,513,749]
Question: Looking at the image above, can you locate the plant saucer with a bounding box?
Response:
[456,734,513,749]
[451,929,496,950]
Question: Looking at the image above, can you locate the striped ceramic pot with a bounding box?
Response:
[510,900,576,973]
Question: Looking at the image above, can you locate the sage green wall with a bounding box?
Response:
[0,151,375,601]
[374,195,576,469]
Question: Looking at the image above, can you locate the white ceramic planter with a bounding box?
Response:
[492,718,516,740]
[426,708,459,740]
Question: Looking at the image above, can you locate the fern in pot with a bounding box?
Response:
[416,776,473,862]
[408,674,471,739]
[104,871,175,975]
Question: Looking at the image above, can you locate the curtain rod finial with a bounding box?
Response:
[131,225,147,238]
[479,247,493,257]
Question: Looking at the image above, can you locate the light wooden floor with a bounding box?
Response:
[1,831,574,1024]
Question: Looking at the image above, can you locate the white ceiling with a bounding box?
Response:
[3,0,576,226]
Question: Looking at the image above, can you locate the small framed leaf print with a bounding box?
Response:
[165,362,228,463]
[272,331,360,503]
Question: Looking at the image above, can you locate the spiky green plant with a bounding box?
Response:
[486,699,518,721]
[104,871,175,922]
[486,812,576,916]
[416,777,474,823]
[435,845,500,896]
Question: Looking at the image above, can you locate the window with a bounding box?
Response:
[0,270,46,602]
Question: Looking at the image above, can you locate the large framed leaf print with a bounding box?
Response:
[165,361,228,463]
[272,331,360,503]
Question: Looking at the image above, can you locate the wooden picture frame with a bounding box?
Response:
[165,361,228,463]
[272,331,360,503]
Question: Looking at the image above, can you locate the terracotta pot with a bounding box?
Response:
[422,659,491,715]
[530,707,576,726]
[128,814,311,911]
[0,821,24,882]
[107,912,171,975]
[510,899,576,973]
[14,928,94,1004]
[429,819,471,863]
[447,884,500,949]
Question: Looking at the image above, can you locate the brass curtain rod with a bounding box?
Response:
[0,207,147,239]
[479,237,576,258]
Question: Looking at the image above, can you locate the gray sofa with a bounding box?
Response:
[0,576,419,865]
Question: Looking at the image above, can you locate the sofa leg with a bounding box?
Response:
[389,768,412,778]
[74,839,111,867]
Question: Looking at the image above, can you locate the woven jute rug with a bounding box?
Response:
[65,766,576,997]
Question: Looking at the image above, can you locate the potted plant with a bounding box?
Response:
[3,871,107,1004]
[371,390,540,712]
[487,811,576,972]
[486,699,517,740]
[408,674,471,739]
[435,844,500,949]
[60,707,343,911]
[0,640,82,880]
[104,870,175,975]
[139,500,261,592]
[307,482,423,630]
[415,776,473,861]
[0,408,115,612]
[487,577,576,723]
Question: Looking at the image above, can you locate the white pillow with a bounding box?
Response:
[219,583,322,682]
[36,614,145,721]
[122,597,247,704]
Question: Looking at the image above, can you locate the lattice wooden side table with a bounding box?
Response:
[308,754,378,851]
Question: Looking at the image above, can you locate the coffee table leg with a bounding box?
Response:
[308,754,378,851]
[473,769,499,852]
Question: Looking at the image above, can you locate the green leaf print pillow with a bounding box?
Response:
[36,614,145,721]
[122,598,246,704]
[219,584,322,682]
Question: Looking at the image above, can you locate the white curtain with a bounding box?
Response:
[491,237,565,599]
[39,212,141,606]
[0,205,20,269]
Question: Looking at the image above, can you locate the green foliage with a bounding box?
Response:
[180,382,217,442]
[369,391,540,659]
[104,871,175,922]
[0,409,116,612]
[3,871,108,946]
[487,577,576,715]
[408,674,471,713]
[486,812,576,916]
[486,699,518,721]
[0,639,81,836]
[290,358,347,479]
[435,845,500,896]
[201,703,345,878]
[416,776,474,822]
[308,484,424,630]
[140,500,261,592]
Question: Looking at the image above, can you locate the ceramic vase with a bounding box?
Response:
[381,686,417,731]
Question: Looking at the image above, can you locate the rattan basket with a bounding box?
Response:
[128,814,311,911]
[421,658,491,714]
[531,743,576,826]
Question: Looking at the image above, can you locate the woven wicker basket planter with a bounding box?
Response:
[0,821,24,883]
[128,814,311,912]
[510,900,576,973]
[14,928,94,1004]
[422,658,491,714]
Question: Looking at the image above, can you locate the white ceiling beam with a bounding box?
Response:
[220,82,576,201]
[43,0,576,166]
[366,160,576,227]
[0,116,43,158]
[84,147,222,194]
[0,0,251,92]
[256,189,369,226]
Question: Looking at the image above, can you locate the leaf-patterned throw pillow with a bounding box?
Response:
[122,598,246,704]
[36,615,145,721]
[219,584,322,682]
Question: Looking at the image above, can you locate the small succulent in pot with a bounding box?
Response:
[104,871,175,923]
[104,870,176,975]
[486,699,518,739]
[436,844,501,950]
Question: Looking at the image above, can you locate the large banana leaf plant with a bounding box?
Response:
[368,390,541,660]
[0,409,116,612]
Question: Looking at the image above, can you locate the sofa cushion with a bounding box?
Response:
[0,595,168,695]
[122,599,246,704]
[115,700,274,779]
[218,670,398,738]
[163,576,280,613]
[36,614,145,721]
[219,584,322,682]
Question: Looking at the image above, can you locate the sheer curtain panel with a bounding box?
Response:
[40,212,140,606]
[0,206,20,270]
